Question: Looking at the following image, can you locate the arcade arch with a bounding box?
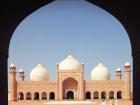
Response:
[26,92,32,100]
[41,92,47,100]
[94,91,99,99]
[49,92,55,100]
[86,91,91,99]
[34,92,39,100]
[18,92,24,100]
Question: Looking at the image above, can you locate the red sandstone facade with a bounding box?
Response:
[9,55,132,101]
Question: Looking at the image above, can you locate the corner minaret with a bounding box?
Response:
[115,68,122,80]
[124,62,131,99]
[18,69,25,82]
[9,64,17,101]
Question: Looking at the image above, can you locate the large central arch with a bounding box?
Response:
[62,77,78,100]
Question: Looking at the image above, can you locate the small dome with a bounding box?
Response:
[91,63,110,80]
[30,64,49,81]
[125,62,131,66]
[19,69,24,72]
[116,68,121,72]
[10,64,16,68]
[59,54,81,70]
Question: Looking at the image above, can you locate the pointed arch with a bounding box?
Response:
[94,91,99,99]
[67,91,74,99]
[49,92,55,100]
[101,91,106,99]
[41,92,47,100]
[26,92,32,100]
[62,77,78,99]
[109,91,114,99]
[34,92,39,100]
[18,92,24,100]
[86,91,91,99]
[117,91,122,99]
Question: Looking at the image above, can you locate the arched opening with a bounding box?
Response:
[26,92,32,100]
[109,91,114,99]
[41,92,47,100]
[6,0,133,105]
[101,91,106,99]
[86,91,91,99]
[18,92,24,100]
[117,91,122,99]
[8,0,132,83]
[49,92,55,100]
[67,91,74,99]
[62,77,78,99]
[34,92,39,100]
[94,91,99,99]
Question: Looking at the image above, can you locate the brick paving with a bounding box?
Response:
[9,100,132,105]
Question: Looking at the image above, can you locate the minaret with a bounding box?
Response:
[18,69,25,82]
[124,62,131,99]
[115,68,122,80]
[9,64,17,101]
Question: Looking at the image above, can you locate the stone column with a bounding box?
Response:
[91,92,93,100]
[106,91,109,99]
[24,93,26,100]
[39,93,42,100]
[0,53,8,105]
[99,92,101,99]
[114,92,117,99]
[31,93,33,100]
[47,92,49,101]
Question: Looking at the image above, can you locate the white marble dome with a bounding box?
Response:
[10,64,16,68]
[91,63,110,80]
[30,64,49,81]
[59,54,81,70]
[125,62,131,66]
[19,69,24,72]
[116,68,121,72]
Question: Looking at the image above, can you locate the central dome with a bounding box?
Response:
[30,64,49,81]
[59,54,81,70]
[91,63,110,80]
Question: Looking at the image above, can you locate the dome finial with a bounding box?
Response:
[98,57,102,64]
[37,57,43,66]
[68,48,72,55]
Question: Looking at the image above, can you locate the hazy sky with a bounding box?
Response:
[8,0,132,80]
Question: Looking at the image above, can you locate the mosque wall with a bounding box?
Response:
[84,80,125,99]
[9,54,132,101]
[17,80,58,100]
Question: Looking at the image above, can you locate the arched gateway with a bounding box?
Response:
[62,77,78,100]
[67,91,74,99]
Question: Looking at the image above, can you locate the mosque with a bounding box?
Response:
[9,54,132,101]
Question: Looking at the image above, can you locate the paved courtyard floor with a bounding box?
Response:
[9,100,132,105]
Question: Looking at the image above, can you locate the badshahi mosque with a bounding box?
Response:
[9,54,132,101]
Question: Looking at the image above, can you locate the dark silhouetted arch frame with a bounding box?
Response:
[0,0,139,105]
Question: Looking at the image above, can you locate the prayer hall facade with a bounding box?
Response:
[9,54,132,101]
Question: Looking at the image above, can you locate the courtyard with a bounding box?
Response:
[9,100,132,105]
